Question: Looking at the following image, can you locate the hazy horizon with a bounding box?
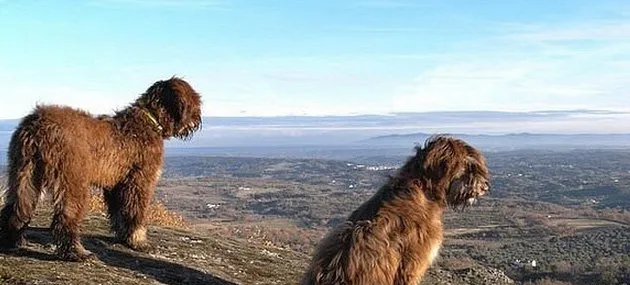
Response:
[2,109,630,134]
[2,110,630,154]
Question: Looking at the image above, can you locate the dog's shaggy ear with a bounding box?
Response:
[137,77,202,139]
[421,135,467,181]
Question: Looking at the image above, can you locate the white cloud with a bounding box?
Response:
[388,16,630,114]
[507,22,630,42]
[390,58,630,113]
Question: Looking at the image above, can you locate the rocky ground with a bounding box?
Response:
[0,207,308,285]
[0,207,517,285]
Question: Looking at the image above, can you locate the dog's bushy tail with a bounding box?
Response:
[0,114,43,247]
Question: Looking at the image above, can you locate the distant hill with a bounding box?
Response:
[2,110,630,158]
[0,120,17,132]
[362,132,630,150]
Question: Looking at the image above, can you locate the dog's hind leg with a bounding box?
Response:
[50,176,93,261]
[0,126,43,249]
[103,185,124,240]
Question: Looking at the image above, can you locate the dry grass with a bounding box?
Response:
[438,257,477,270]
[524,278,574,285]
[0,184,5,205]
[88,194,187,229]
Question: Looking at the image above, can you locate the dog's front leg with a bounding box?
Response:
[394,251,427,285]
[104,170,157,252]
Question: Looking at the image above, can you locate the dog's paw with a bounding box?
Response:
[126,240,155,253]
[58,248,96,262]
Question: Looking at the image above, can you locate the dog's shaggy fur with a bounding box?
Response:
[301,136,490,285]
[0,77,201,261]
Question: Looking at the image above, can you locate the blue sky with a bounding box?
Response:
[1,0,630,119]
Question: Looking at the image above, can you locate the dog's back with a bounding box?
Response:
[11,105,133,185]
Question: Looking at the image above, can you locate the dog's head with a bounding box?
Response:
[136,77,202,139]
[411,135,490,208]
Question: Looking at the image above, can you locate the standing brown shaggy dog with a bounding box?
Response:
[302,135,490,285]
[0,77,202,261]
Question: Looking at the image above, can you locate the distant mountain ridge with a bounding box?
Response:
[364,132,630,150]
[1,110,630,154]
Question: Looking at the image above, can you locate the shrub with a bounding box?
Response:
[550,261,573,274]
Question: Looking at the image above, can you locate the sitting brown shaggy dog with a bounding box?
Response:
[0,77,202,261]
[302,135,490,285]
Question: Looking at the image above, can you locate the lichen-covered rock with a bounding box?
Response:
[421,264,514,285]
